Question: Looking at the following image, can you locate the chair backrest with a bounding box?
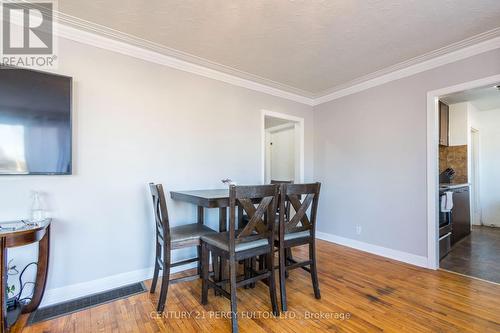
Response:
[229,184,279,252]
[270,180,293,219]
[149,183,170,243]
[278,182,321,238]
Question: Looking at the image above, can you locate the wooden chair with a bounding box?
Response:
[149,183,216,313]
[276,182,321,311]
[264,180,294,276]
[240,180,293,277]
[201,184,280,333]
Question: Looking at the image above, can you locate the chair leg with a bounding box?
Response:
[249,257,257,288]
[258,254,265,271]
[211,252,221,296]
[278,245,287,312]
[201,243,209,305]
[309,240,321,299]
[259,254,268,285]
[266,252,279,316]
[285,248,293,279]
[197,245,202,276]
[244,259,250,289]
[229,256,239,333]
[157,245,171,313]
[221,259,226,295]
[150,243,161,294]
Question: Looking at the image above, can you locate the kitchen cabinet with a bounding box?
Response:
[439,101,449,146]
[451,186,471,245]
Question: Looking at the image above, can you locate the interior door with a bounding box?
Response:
[270,127,295,181]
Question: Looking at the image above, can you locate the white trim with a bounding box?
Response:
[316,232,428,268]
[426,74,500,270]
[54,22,315,106]
[266,123,296,133]
[40,262,197,307]
[313,31,500,105]
[46,14,499,107]
[470,128,481,226]
[261,110,305,184]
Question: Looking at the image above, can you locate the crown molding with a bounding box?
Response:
[35,6,500,107]
[51,13,316,105]
[312,27,500,106]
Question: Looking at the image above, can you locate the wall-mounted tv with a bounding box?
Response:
[0,66,72,175]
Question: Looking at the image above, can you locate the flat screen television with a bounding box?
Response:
[0,66,72,175]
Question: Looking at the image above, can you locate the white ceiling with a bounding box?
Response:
[58,0,500,96]
[442,85,500,111]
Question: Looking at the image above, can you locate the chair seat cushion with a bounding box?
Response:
[171,223,217,243]
[201,231,269,252]
[278,230,310,241]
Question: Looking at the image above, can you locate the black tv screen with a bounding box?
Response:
[0,67,72,175]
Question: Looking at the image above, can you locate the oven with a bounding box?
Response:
[439,192,452,259]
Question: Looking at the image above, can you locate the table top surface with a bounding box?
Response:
[171,189,229,199]
[170,189,230,208]
[0,219,51,237]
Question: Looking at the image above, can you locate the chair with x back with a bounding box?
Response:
[239,180,293,276]
[276,182,321,311]
[201,184,279,333]
[149,183,216,313]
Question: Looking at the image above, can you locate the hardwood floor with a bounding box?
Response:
[440,225,500,283]
[15,240,500,333]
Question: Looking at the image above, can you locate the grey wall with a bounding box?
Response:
[0,36,313,302]
[313,48,500,257]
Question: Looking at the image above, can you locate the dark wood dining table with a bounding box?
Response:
[170,189,245,232]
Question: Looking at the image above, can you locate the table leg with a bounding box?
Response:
[0,237,6,333]
[22,225,50,314]
[197,206,204,276]
[218,207,227,295]
[219,207,227,232]
[197,206,204,224]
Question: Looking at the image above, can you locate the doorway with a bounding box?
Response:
[261,110,304,184]
[429,77,500,283]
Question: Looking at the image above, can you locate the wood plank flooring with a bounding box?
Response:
[15,240,500,332]
[440,225,500,283]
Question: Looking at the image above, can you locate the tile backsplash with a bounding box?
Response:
[439,145,468,183]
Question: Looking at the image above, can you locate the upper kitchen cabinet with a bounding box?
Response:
[439,101,449,146]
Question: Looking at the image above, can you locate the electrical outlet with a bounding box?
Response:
[356,225,362,235]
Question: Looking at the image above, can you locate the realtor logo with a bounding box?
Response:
[1,0,57,68]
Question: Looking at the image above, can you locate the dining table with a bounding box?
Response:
[170,189,246,232]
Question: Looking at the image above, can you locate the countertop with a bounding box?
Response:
[439,183,470,190]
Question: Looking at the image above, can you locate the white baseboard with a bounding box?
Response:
[41,262,197,307]
[316,231,428,268]
[481,223,500,228]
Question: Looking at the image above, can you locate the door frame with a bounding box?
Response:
[426,74,500,269]
[261,110,304,184]
[470,127,481,226]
